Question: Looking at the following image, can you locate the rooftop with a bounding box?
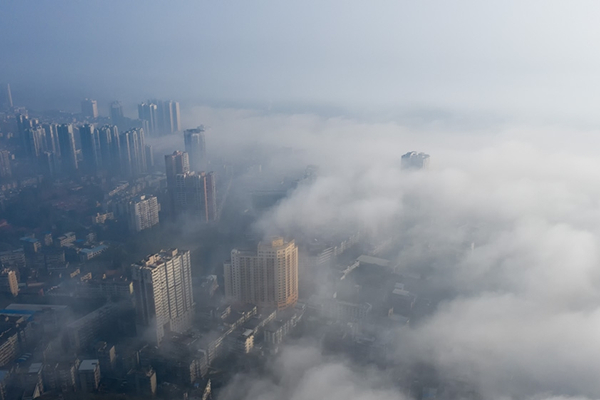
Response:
[79,359,99,372]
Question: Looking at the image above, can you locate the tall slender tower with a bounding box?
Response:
[23,126,45,158]
[138,103,158,136]
[109,101,124,125]
[98,125,120,175]
[79,124,102,174]
[171,171,217,221]
[132,249,194,345]
[224,238,299,310]
[81,99,99,118]
[57,124,78,173]
[0,150,12,180]
[165,151,189,188]
[184,126,207,172]
[1,84,13,110]
[120,128,147,177]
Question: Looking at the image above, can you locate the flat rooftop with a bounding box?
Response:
[79,359,99,372]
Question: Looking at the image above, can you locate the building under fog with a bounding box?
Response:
[184,126,207,172]
[224,237,298,310]
[132,249,194,345]
[81,98,99,119]
[400,151,430,170]
[127,195,160,233]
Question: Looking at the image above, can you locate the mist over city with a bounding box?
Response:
[0,1,599,400]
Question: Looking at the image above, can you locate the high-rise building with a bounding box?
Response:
[147,100,181,135]
[400,151,430,170]
[81,99,99,119]
[1,84,13,110]
[57,124,78,174]
[79,124,102,174]
[41,151,59,177]
[97,125,121,175]
[0,150,12,180]
[172,171,217,221]
[138,103,158,137]
[184,126,207,172]
[0,269,19,297]
[42,123,60,157]
[224,237,298,310]
[127,195,160,233]
[24,125,45,158]
[165,151,189,185]
[132,249,194,345]
[145,145,154,171]
[109,101,124,125]
[119,128,147,177]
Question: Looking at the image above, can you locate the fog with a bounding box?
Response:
[3,1,600,399]
[3,1,600,124]
[172,106,600,400]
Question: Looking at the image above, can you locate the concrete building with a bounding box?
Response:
[127,195,160,232]
[165,150,190,187]
[138,102,158,136]
[128,367,157,397]
[119,128,147,177]
[401,151,430,170]
[0,151,12,180]
[109,101,124,125]
[132,249,194,345]
[0,249,25,270]
[57,124,78,173]
[54,232,76,247]
[66,303,119,350]
[172,171,217,221]
[0,270,18,297]
[78,359,101,392]
[96,342,116,375]
[184,126,207,172]
[1,83,12,110]
[79,124,102,174]
[224,237,298,310]
[81,98,99,118]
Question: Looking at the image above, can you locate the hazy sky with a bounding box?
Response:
[4,3,600,399]
[3,1,600,123]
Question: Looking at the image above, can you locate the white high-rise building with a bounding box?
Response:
[128,195,160,232]
[224,238,298,310]
[132,249,194,345]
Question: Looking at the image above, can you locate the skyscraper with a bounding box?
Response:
[42,123,60,157]
[97,125,121,175]
[0,150,12,180]
[165,151,189,188]
[400,151,430,170]
[132,249,194,345]
[109,101,124,125]
[57,124,79,174]
[172,171,217,221]
[127,195,160,233]
[154,100,181,134]
[120,128,147,177]
[224,237,299,310]
[1,84,13,110]
[23,126,45,158]
[81,99,99,119]
[138,103,158,137]
[184,126,207,172]
[79,124,102,174]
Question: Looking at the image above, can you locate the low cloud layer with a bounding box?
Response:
[184,106,600,399]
